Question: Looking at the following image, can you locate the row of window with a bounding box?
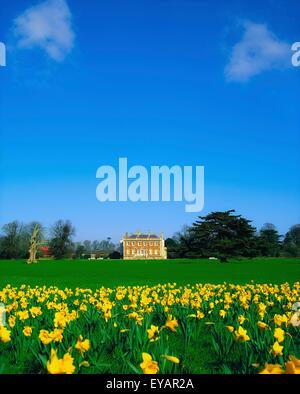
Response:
[126,249,159,255]
[126,241,159,246]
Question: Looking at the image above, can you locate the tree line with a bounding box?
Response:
[0,220,120,260]
[165,210,300,261]
[0,210,299,261]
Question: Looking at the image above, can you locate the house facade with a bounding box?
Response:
[121,231,167,260]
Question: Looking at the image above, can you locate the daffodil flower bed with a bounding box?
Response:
[0,282,300,374]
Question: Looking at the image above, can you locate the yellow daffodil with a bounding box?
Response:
[274,328,285,343]
[234,326,250,342]
[0,326,11,343]
[164,314,179,332]
[161,355,180,364]
[75,335,90,354]
[140,353,159,374]
[259,363,284,374]
[274,314,288,326]
[18,310,29,321]
[8,315,15,328]
[257,321,268,330]
[50,328,64,343]
[272,341,283,356]
[47,348,75,374]
[197,311,205,319]
[285,356,300,374]
[23,326,32,337]
[39,329,52,345]
[238,315,246,325]
[128,311,143,325]
[147,325,160,342]
[30,306,42,318]
[54,311,68,328]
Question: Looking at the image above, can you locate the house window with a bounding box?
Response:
[138,241,141,246]
[155,250,158,255]
[149,249,152,255]
[150,241,153,246]
[132,241,135,246]
[143,241,146,246]
[155,241,158,246]
[127,241,130,246]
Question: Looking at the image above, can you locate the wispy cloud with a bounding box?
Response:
[225,21,290,82]
[13,0,74,62]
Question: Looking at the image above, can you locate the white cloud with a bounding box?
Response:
[13,0,74,62]
[225,21,290,82]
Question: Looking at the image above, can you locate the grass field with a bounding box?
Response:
[0,257,299,289]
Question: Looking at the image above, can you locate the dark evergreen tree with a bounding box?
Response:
[165,238,179,259]
[188,210,258,262]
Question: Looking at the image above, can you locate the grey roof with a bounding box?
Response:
[127,233,159,239]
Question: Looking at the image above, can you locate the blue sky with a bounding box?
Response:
[0,0,299,242]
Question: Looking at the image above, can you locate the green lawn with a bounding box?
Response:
[0,257,299,289]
